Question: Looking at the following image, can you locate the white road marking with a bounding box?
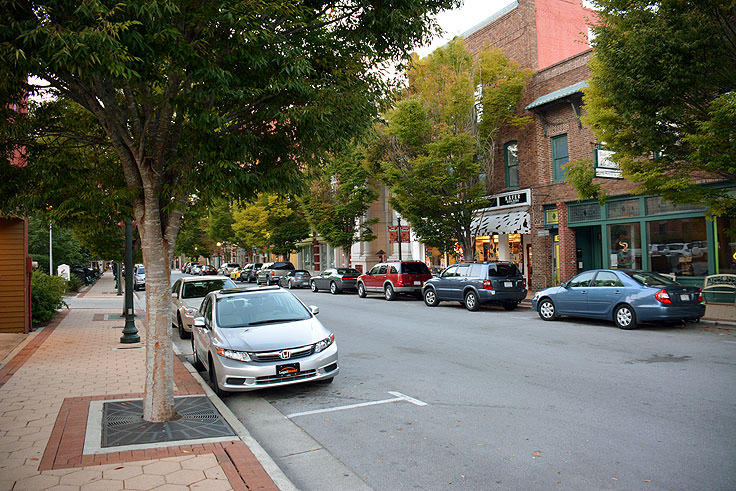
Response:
[286,392,428,418]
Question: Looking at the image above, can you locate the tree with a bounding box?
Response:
[582,0,736,217]
[232,194,310,257]
[28,216,90,273]
[376,38,532,260]
[302,144,378,261]
[0,0,458,421]
[174,211,211,260]
[206,199,235,246]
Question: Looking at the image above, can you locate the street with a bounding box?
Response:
[163,271,736,490]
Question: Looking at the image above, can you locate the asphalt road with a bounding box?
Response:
[164,271,736,490]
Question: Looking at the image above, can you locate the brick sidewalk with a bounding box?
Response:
[0,280,281,490]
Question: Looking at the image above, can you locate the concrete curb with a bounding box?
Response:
[172,343,297,491]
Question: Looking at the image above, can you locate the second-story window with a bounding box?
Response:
[552,134,569,181]
[504,141,519,188]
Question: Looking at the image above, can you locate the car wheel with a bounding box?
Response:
[384,283,395,301]
[464,291,479,311]
[614,304,637,330]
[503,302,517,311]
[423,288,440,307]
[538,298,557,321]
[357,282,366,298]
[330,281,339,295]
[177,314,190,339]
[288,280,293,289]
[191,336,203,370]
[311,281,319,292]
[266,277,271,286]
[208,356,227,397]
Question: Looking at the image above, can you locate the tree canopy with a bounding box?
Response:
[375,38,532,259]
[232,194,310,257]
[583,0,736,216]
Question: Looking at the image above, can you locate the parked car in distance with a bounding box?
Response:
[200,265,217,276]
[238,263,263,283]
[170,276,237,338]
[423,261,526,311]
[182,262,191,273]
[218,263,240,276]
[531,269,705,329]
[191,286,338,394]
[190,263,202,275]
[357,261,432,300]
[310,268,360,294]
[279,270,312,289]
[133,265,146,291]
[257,261,295,285]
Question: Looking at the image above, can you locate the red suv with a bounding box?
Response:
[357,261,433,300]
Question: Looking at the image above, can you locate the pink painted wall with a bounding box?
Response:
[534,0,597,69]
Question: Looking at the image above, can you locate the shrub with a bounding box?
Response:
[31,270,67,324]
[66,274,83,293]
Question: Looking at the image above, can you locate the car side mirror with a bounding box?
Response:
[193,317,206,328]
[561,281,569,288]
[309,305,319,315]
[171,292,178,298]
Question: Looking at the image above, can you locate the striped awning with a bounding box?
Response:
[471,209,531,235]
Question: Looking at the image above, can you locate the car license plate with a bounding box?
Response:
[504,281,513,287]
[276,363,300,377]
[414,281,421,286]
[680,294,690,301]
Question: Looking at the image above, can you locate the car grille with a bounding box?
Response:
[255,370,317,385]
[250,345,315,362]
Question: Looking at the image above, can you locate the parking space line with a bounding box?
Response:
[286,391,428,418]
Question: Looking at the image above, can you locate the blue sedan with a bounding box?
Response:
[531,269,705,329]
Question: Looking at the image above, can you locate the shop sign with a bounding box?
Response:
[595,146,623,179]
[537,229,550,236]
[482,189,531,211]
[545,208,559,226]
[388,225,411,243]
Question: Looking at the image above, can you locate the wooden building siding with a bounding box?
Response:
[0,217,29,333]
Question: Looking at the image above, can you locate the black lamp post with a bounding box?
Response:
[120,219,140,343]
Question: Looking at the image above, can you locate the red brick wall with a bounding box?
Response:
[534,0,597,69]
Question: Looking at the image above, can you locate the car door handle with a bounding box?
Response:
[580,291,587,294]
[614,290,621,294]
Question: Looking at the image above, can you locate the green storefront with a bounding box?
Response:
[550,194,736,288]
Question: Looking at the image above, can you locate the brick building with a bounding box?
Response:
[465,0,735,290]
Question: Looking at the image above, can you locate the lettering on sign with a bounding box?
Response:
[482,189,531,211]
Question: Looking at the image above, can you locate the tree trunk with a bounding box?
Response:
[462,230,475,262]
[139,192,177,423]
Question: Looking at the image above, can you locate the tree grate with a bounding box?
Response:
[101,396,235,448]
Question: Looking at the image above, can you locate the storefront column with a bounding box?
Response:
[557,202,578,281]
[497,234,511,261]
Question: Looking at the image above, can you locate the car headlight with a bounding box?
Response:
[314,334,335,353]
[183,306,198,316]
[215,347,251,362]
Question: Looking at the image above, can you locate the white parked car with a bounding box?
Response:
[170,276,236,339]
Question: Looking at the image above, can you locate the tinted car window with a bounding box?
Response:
[337,268,360,276]
[625,271,677,287]
[389,265,398,274]
[378,265,388,274]
[401,262,431,274]
[491,263,520,277]
[442,266,458,278]
[594,271,624,287]
[368,266,381,275]
[568,271,595,288]
[182,279,236,299]
[136,267,145,274]
[171,280,181,294]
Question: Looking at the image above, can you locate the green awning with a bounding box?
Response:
[525,80,588,110]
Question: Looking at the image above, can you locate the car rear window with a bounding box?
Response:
[625,271,677,287]
[337,268,360,275]
[490,263,520,277]
[401,262,430,274]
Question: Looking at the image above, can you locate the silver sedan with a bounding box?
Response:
[191,286,339,394]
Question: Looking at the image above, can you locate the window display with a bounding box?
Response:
[647,218,708,276]
[609,223,642,269]
[716,216,736,274]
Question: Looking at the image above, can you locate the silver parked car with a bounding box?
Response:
[170,276,237,339]
[133,265,146,291]
[191,286,338,395]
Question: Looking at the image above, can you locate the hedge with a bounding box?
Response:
[31,270,67,324]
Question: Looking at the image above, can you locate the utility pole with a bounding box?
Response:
[120,220,140,344]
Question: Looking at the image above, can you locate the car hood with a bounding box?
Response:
[217,317,328,352]
[536,286,566,296]
[181,298,203,310]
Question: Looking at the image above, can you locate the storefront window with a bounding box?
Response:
[716,216,736,274]
[475,235,497,261]
[647,218,708,276]
[609,223,642,269]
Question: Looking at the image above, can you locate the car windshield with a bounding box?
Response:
[401,263,430,274]
[492,263,521,277]
[182,279,236,299]
[136,267,145,274]
[625,271,677,287]
[216,291,311,328]
[337,268,360,276]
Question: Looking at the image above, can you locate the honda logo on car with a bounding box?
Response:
[279,350,291,360]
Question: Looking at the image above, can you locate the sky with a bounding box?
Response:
[415,0,516,57]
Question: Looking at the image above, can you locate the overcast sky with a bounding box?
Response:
[415,0,516,57]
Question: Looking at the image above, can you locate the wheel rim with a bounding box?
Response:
[311,282,317,292]
[385,285,393,299]
[466,293,476,309]
[425,290,436,304]
[331,283,336,293]
[358,284,364,296]
[617,307,632,326]
[540,301,554,319]
[288,281,293,289]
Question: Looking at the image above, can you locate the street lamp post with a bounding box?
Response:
[120,220,140,343]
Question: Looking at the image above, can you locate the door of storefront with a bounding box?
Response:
[575,226,602,272]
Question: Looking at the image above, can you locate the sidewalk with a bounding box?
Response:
[0,272,291,490]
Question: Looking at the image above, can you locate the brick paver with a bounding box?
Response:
[0,272,279,491]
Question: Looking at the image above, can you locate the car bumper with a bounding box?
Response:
[392,285,423,294]
[479,289,527,303]
[212,343,339,391]
[635,304,706,322]
[290,279,310,288]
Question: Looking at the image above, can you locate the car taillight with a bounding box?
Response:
[698,289,703,303]
[396,277,404,285]
[482,280,493,290]
[654,289,671,304]
[522,278,527,289]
